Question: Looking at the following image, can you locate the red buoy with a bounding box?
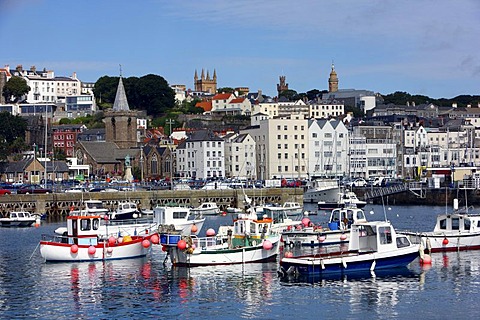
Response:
[88,246,96,255]
[301,217,311,227]
[142,239,151,248]
[70,244,78,254]
[150,234,159,245]
[340,233,347,241]
[161,245,167,252]
[263,240,273,250]
[442,238,449,245]
[206,228,216,237]
[108,236,116,246]
[284,251,294,258]
[177,239,187,250]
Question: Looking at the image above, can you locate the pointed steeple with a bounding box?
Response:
[194,69,198,81]
[206,70,210,80]
[113,73,130,111]
[201,68,205,80]
[213,69,217,80]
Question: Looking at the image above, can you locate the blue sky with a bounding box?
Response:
[1,0,479,99]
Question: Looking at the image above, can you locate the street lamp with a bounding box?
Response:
[140,147,144,182]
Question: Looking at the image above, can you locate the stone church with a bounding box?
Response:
[74,76,174,181]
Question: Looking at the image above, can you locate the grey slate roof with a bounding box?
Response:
[112,77,130,111]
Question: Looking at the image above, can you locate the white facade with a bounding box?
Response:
[176,131,225,179]
[251,102,279,118]
[349,135,397,178]
[242,116,308,180]
[309,101,345,119]
[224,133,256,179]
[308,119,349,177]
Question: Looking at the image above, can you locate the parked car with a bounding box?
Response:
[345,178,367,188]
[0,189,12,196]
[17,184,52,194]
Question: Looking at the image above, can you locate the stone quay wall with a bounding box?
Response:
[0,188,304,218]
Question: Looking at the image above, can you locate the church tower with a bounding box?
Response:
[328,63,339,93]
[104,68,139,149]
[194,69,217,93]
[277,75,288,96]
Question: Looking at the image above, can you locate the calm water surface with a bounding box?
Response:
[1,204,479,319]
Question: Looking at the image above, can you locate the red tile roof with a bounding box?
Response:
[212,93,232,100]
[196,101,212,112]
[230,98,244,104]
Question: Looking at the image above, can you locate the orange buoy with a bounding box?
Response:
[284,251,294,258]
[70,244,79,254]
[191,224,198,233]
[442,238,449,245]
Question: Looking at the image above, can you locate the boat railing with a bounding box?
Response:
[41,234,71,244]
[106,218,153,226]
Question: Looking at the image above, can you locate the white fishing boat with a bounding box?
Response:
[154,205,205,236]
[282,201,304,216]
[318,190,367,210]
[191,202,221,216]
[279,220,419,278]
[401,199,480,252]
[282,206,368,247]
[110,201,141,220]
[160,208,280,267]
[303,178,341,203]
[40,213,158,262]
[0,211,37,227]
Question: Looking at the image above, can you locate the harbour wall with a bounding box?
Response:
[0,188,304,217]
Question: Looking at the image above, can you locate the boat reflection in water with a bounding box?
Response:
[165,263,277,317]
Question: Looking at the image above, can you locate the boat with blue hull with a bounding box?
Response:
[279,220,419,277]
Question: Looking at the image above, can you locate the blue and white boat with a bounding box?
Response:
[281,206,367,247]
[279,220,419,277]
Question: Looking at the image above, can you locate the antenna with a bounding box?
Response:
[119,64,122,77]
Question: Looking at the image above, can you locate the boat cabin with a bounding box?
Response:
[348,221,412,253]
[66,214,101,246]
[154,206,194,225]
[328,207,367,231]
[433,213,480,233]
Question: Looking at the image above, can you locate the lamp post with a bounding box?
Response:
[140,147,144,183]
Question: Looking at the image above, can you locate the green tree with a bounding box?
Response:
[134,74,175,116]
[217,87,235,93]
[2,76,30,103]
[0,112,27,160]
[279,89,299,101]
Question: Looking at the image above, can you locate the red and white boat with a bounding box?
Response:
[40,212,159,262]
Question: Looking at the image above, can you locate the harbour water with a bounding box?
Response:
[1,203,479,319]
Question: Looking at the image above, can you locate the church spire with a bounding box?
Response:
[113,65,130,111]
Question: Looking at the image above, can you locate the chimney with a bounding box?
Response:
[72,72,77,79]
[30,66,36,72]
[16,65,23,72]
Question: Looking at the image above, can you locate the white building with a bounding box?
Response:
[242,115,308,180]
[251,102,279,118]
[175,130,225,179]
[308,119,349,178]
[309,100,345,119]
[224,132,256,179]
